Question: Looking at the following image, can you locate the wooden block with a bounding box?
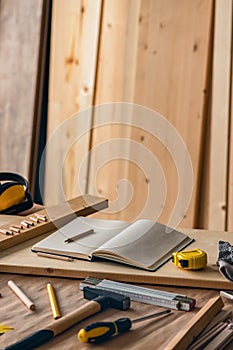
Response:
[188,322,227,350]
[164,296,224,350]
[203,327,233,350]
[0,194,107,251]
[201,309,232,336]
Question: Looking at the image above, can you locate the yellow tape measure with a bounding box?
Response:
[172,248,207,270]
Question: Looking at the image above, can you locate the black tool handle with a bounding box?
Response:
[2,330,54,350]
[3,300,103,349]
[78,318,132,343]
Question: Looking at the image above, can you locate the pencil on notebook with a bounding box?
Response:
[64,228,94,243]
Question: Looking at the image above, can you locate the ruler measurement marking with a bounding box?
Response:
[80,277,195,311]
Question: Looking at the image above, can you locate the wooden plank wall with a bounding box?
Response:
[228,90,233,231]
[207,0,232,231]
[0,0,44,185]
[198,0,233,232]
[88,0,213,228]
[44,0,233,230]
[87,0,141,220]
[44,0,102,206]
[227,1,233,232]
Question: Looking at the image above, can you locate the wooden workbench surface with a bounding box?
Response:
[0,228,232,290]
[1,273,233,350]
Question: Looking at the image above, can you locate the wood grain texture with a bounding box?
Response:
[208,0,232,230]
[0,0,44,178]
[227,3,233,231]
[0,194,107,251]
[164,296,224,350]
[203,327,233,350]
[45,0,102,206]
[88,0,213,227]
[88,0,141,221]
[28,0,51,197]
[1,274,229,350]
[228,122,233,232]
[0,228,233,291]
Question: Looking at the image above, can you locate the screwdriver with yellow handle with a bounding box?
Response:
[78,309,171,343]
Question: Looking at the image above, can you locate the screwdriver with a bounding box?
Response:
[78,309,171,343]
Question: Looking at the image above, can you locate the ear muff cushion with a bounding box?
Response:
[0,184,26,211]
[0,181,17,194]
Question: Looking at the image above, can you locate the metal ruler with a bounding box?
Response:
[80,277,195,311]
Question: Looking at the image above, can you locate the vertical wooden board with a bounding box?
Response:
[29,0,52,199]
[229,114,233,232]
[89,0,213,228]
[0,0,44,178]
[94,0,141,103]
[131,0,213,228]
[208,0,232,230]
[196,96,212,229]
[44,0,102,206]
[227,37,233,232]
[87,0,141,220]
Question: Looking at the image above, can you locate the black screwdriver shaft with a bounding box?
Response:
[132,309,171,324]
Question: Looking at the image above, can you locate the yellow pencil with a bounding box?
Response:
[46,283,61,319]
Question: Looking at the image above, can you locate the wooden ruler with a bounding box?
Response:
[0,194,107,252]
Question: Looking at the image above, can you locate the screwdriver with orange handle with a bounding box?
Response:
[78,309,171,343]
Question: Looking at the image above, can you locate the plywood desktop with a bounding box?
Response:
[0,227,232,290]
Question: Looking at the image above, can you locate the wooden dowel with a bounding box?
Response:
[35,214,47,221]
[21,220,30,228]
[9,227,20,233]
[0,229,13,235]
[23,220,34,226]
[30,216,40,223]
[203,327,233,349]
[8,280,35,311]
[11,224,23,230]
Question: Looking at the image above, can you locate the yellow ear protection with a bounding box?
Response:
[0,172,33,214]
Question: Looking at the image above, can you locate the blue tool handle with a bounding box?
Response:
[2,329,54,350]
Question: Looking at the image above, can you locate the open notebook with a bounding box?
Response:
[32,217,194,271]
